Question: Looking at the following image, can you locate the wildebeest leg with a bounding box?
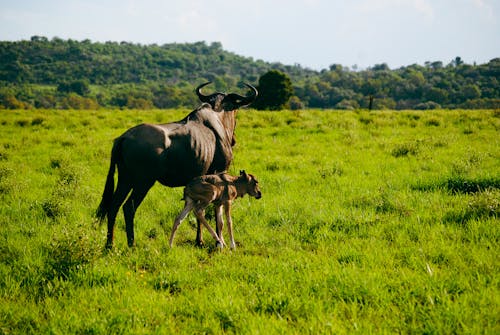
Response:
[224,202,236,249]
[123,183,153,247]
[169,199,194,247]
[214,205,226,247]
[194,207,223,248]
[106,181,132,248]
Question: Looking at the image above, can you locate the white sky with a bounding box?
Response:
[1,0,499,70]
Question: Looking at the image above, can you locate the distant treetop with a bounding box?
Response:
[0,37,498,110]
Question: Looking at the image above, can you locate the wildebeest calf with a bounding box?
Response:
[169,170,261,249]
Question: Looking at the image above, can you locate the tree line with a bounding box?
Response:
[0,36,498,110]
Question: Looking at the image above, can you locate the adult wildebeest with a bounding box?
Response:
[169,170,262,249]
[96,82,257,248]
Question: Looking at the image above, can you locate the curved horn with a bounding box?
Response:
[229,83,258,107]
[196,82,212,102]
[242,83,258,104]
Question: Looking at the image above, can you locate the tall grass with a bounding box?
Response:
[0,108,498,334]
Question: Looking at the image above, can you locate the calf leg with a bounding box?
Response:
[169,199,194,247]
[195,219,204,247]
[224,202,236,249]
[194,207,223,248]
[214,205,226,247]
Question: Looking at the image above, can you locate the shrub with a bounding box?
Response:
[126,96,153,109]
[335,99,359,110]
[60,93,99,109]
[391,142,419,157]
[41,160,84,219]
[0,167,14,195]
[415,101,441,110]
[253,70,294,110]
[57,80,91,96]
[288,96,304,110]
[444,189,499,224]
[41,198,65,219]
[413,176,500,194]
[445,176,500,194]
[0,94,29,109]
[44,227,100,280]
[459,98,500,109]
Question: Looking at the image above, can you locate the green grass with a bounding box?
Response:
[0,108,499,334]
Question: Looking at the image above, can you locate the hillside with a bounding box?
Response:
[0,36,499,109]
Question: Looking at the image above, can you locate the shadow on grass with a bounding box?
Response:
[413,175,500,194]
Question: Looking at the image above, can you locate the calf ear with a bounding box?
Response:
[239,170,246,176]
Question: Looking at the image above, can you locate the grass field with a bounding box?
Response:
[0,108,499,334]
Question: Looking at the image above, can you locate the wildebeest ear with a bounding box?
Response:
[239,170,247,177]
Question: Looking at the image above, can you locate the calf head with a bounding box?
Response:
[239,170,262,199]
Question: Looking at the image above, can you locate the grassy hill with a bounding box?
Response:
[1,37,499,109]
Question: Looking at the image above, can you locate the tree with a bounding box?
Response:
[1,38,499,110]
[57,79,90,96]
[461,84,481,101]
[253,70,293,110]
[288,96,304,110]
[451,56,464,67]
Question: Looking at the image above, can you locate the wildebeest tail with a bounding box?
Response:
[95,138,122,221]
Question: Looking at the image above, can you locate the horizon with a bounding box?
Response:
[2,35,497,72]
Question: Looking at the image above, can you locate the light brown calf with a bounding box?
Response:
[169,170,261,249]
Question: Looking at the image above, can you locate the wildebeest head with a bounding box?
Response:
[196,82,258,113]
[196,82,258,147]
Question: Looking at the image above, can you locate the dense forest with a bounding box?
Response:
[0,36,499,110]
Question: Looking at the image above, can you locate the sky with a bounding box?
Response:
[0,0,499,70]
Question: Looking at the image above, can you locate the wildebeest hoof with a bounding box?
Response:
[216,241,224,250]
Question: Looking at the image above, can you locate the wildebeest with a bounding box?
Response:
[169,170,262,249]
[96,82,257,248]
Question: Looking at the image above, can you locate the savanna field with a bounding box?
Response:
[0,108,499,334]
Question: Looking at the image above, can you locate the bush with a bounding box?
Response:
[0,94,28,109]
[41,160,84,219]
[372,97,396,110]
[413,176,500,194]
[391,142,419,157]
[34,95,57,108]
[288,96,304,110]
[459,98,500,109]
[57,80,91,96]
[60,93,99,109]
[414,101,441,110]
[335,99,359,110]
[253,70,294,110]
[444,189,499,224]
[445,176,500,194]
[126,96,153,109]
[44,227,100,280]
